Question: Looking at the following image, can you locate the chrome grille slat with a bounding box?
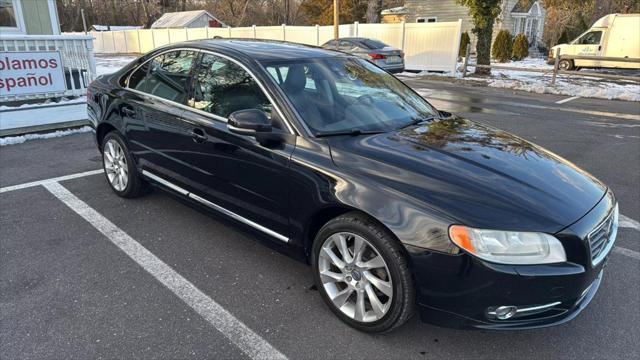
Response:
[587,205,618,266]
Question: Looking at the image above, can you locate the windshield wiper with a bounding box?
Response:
[315,129,387,138]
[399,115,436,129]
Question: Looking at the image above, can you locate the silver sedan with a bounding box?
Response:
[322,37,405,73]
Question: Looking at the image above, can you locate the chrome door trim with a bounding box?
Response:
[141,170,289,243]
[124,46,298,135]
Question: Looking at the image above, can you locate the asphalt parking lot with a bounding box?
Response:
[1,79,639,359]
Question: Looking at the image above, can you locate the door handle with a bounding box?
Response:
[191,128,207,143]
[121,107,136,117]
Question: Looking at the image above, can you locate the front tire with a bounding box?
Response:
[558,59,574,71]
[101,132,146,198]
[311,212,415,333]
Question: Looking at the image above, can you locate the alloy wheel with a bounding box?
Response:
[103,139,129,192]
[318,232,393,322]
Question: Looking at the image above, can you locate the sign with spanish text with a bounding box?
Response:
[0,51,66,97]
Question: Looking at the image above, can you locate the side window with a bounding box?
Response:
[189,54,285,130]
[127,62,150,91]
[143,50,197,104]
[578,31,602,45]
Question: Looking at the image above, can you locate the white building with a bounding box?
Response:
[151,10,227,29]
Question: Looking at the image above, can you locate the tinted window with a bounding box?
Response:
[189,54,279,126]
[127,62,150,91]
[143,50,197,104]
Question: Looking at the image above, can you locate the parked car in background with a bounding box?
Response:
[88,40,618,333]
[549,13,640,70]
[322,37,405,73]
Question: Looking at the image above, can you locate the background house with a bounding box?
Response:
[90,25,143,32]
[382,0,546,49]
[151,10,227,29]
[0,0,60,35]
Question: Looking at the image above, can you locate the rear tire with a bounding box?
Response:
[311,212,415,333]
[101,131,146,198]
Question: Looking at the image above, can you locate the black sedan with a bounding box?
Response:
[87,40,618,333]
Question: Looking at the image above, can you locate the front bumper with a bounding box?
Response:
[407,190,616,330]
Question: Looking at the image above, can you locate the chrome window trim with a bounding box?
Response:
[124,46,297,135]
[141,170,289,243]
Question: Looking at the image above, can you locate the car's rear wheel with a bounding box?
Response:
[311,212,415,333]
[102,132,145,198]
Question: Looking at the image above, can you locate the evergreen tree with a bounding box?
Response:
[492,29,513,63]
[459,31,471,57]
[512,33,529,60]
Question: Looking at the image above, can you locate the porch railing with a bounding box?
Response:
[0,34,96,102]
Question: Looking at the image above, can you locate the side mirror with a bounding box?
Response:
[228,109,272,136]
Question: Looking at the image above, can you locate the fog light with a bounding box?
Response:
[494,306,518,320]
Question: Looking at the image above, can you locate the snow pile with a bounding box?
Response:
[399,58,640,102]
[0,126,92,146]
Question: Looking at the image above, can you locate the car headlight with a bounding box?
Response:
[449,226,566,265]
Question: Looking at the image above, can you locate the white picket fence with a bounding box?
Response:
[74,21,463,73]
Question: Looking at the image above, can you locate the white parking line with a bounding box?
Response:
[0,169,103,193]
[43,181,287,360]
[613,246,640,261]
[555,96,581,104]
[620,214,640,231]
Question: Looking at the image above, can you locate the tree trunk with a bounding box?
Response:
[366,0,382,23]
[474,20,494,75]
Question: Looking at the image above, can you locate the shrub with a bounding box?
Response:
[512,33,529,60]
[492,29,513,62]
[459,31,471,57]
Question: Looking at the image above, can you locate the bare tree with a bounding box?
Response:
[366,0,383,23]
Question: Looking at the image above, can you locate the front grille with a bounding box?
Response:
[588,205,618,265]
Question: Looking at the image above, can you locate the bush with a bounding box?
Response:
[492,29,513,63]
[459,32,471,57]
[512,33,529,60]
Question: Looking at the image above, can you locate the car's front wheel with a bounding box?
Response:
[311,212,415,333]
[101,132,146,198]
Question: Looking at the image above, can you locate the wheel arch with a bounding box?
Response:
[303,205,408,263]
[96,122,118,150]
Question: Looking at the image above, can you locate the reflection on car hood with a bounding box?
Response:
[327,117,607,232]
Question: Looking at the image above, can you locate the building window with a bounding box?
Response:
[416,17,437,23]
[0,0,17,27]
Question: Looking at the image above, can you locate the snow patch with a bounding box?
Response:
[399,58,640,102]
[0,126,92,146]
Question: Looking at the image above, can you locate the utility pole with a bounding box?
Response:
[81,9,88,34]
[284,0,289,25]
[333,0,339,39]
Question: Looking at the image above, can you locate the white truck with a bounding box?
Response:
[548,14,640,70]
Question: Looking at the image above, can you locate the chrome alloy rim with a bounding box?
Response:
[318,232,393,322]
[103,139,128,192]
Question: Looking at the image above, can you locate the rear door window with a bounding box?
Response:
[144,50,198,104]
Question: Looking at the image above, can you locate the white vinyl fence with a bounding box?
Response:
[0,34,96,102]
[76,21,463,73]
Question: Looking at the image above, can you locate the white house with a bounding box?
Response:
[382,0,546,47]
[151,10,227,29]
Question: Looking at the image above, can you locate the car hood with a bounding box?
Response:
[327,117,607,233]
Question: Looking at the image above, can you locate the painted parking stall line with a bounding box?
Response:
[556,96,581,104]
[42,181,288,360]
[0,169,103,193]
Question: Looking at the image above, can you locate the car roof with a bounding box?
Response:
[176,38,348,61]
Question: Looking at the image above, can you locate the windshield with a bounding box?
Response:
[262,57,437,135]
